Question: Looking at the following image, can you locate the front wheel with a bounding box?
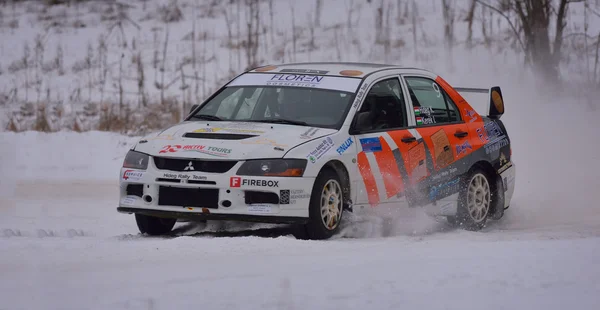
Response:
[303,169,344,240]
[448,169,492,231]
[135,214,177,236]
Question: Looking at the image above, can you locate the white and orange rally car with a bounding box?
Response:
[118,62,516,239]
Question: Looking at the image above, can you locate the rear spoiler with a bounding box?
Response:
[454,86,505,119]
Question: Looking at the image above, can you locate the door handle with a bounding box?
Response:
[401,136,417,143]
[454,131,468,138]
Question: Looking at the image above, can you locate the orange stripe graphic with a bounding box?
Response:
[373,137,404,198]
[357,152,379,206]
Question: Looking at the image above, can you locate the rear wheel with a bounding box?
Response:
[448,169,491,231]
[135,214,177,236]
[303,169,344,240]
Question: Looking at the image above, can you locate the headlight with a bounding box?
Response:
[123,150,149,170]
[236,159,307,177]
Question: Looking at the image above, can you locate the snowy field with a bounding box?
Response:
[1,90,600,309]
[2,0,600,309]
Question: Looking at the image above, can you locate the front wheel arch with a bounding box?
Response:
[321,160,352,210]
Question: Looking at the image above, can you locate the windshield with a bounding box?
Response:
[189,73,361,129]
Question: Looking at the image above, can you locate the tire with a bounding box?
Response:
[135,214,177,236]
[448,169,492,231]
[303,169,344,240]
[489,175,505,220]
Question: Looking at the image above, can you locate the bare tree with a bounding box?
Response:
[476,0,577,84]
[314,0,322,27]
[465,0,477,48]
[244,0,260,69]
[411,0,418,61]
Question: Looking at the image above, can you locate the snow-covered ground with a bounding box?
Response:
[2,1,600,309]
[1,85,600,309]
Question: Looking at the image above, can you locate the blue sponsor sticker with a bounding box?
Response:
[359,137,382,153]
[455,140,472,155]
[429,178,460,201]
[336,137,354,155]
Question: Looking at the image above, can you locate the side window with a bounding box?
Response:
[404,77,461,126]
[354,78,407,131]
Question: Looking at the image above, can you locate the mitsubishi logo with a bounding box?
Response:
[183,161,194,171]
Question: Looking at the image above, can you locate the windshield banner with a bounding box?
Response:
[228,73,361,93]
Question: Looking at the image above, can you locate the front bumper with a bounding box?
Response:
[118,162,315,222]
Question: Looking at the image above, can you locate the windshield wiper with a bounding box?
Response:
[251,118,309,126]
[190,114,223,121]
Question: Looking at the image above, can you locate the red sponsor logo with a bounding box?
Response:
[159,145,205,154]
[158,144,231,157]
[230,177,241,187]
[122,169,143,180]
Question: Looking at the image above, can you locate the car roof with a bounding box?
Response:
[247,62,432,78]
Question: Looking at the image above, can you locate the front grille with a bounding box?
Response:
[158,186,219,208]
[126,184,143,197]
[183,132,258,140]
[244,191,280,204]
[153,157,237,173]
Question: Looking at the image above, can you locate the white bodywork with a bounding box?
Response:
[118,63,516,221]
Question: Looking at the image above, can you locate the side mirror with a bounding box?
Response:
[188,104,199,116]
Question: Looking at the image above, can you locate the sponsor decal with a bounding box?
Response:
[122,170,143,181]
[274,146,285,151]
[455,140,473,156]
[162,173,207,181]
[229,73,361,93]
[414,106,434,116]
[476,126,488,142]
[159,144,232,157]
[230,177,279,188]
[408,143,428,183]
[280,68,329,74]
[429,178,460,201]
[300,128,319,139]
[193,127,264,134]
[306,137,335,163]
[480,121,505,144]
[416,116,435,125]
[432,167,458,181]
[359,137,382,153]
[465,109,477,122]
[247,204,273,214]
[147,135,175,141]
[336,137,354,155]
[430,129,454,169]
[485,138,509,154]
[497,152,512,174]
[439,202,455,214]
[241,138,287,148]
[279,189,311,204]
[266,74,324,88]
[120,195,138,206]
[352,82,370,108]
[499,152,508,166]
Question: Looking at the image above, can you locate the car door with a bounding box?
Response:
[350,76,417,207]
[401,75,475,207]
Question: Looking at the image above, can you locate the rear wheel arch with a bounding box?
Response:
[320,160,352,209]
[469,160,503,217]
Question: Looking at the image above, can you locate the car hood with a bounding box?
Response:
[134,121,335,160]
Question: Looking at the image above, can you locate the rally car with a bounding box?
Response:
[118,62,516,239]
